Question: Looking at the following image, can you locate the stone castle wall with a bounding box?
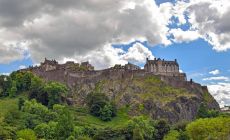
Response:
[23,58,188,89]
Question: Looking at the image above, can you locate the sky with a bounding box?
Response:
[0,0,229,107]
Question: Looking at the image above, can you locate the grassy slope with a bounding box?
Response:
[69,106,130,129]
[0,97,131,129]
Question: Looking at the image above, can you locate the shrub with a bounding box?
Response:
[18,97,25,111]
[17,129,36,140]
[197,102,220,118]
[127,116,155,140]
[34,122,57,139]
[186,117,230,140]
[55,108,74,139]
[155,120,170,140]
[86,92,116,121]
[44,82,67,108]
[163,130,180,140]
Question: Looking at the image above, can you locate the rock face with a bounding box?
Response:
[66,76,219,123]
[22,59,220,123]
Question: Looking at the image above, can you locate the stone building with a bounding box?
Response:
[40,58,58,71]
[110,63,140,71]
[144,58,186,81]
[81,61,94,71]
[125,62,140,70]
[144,58,179,74]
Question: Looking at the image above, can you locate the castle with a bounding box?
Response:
[22,57,187,87]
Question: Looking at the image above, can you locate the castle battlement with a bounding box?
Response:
[21,57,187,87]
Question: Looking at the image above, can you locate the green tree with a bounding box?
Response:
[0,124,17,140]
[0,76,12,97]
[34,123,50,139]
[163,130,180,140]
[99,104,113,121]
[34,121,57,139]
[44,82,67,108]
[56,108,74,139]
[86,92,116,121]
[197,102,220,118]
[155,120,170,140]
[22,99,49,119]
[22,99,55,126]
[197,102,209,118]
[18,97,25,110]
[186,117,230,140]
[29,76,48,105]
[9,80,17,97]
[127,116,155,140]
[17,129,37,140]
[21,72,32,91]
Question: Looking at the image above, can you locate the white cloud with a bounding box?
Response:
[203,76,229,82]
[62,43,154,70]
[171,0,230,51]
[0,0,173,65]
[0,29,27,64]
[209,69,220,75]
[122,43,154,64]
[0,0,229,67]
[208,82,230,107]
[19,65,26,69]
[170,28,200,43]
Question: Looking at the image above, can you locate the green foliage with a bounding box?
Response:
[22,99,49,119]
[155,120,170,140]
[72,126,84,138]
[17,129,37,140]
[136,76,194,103]
[9,80,17,98]
[29,76,48,105]
[133,128,144,140]
[44,82,67,107]
[0,97,19,123]
[18,97,25,110]
[0,124,17,139]
[127,116,156,140]
[163,130,180,140]
[10,72,33,93]
[34,123,50,139]
[186,117,230,140]
[164,129,189,140]
[86,92,116,121]
[99,104,113,121]
[93,127,129,140]
[4,109,23,127]
[21,100,55,128]
[56,107,74,139]
[197,102,220,118]
[0,75,12,97]
[34,121,57,139]
[78,135,92,140]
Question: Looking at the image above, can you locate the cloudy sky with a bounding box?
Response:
[0,0,229,107]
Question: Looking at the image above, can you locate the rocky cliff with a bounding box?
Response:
[65,74,219,123]
[23,59,220,123]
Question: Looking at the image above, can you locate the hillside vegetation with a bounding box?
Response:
[0,71,229,140]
